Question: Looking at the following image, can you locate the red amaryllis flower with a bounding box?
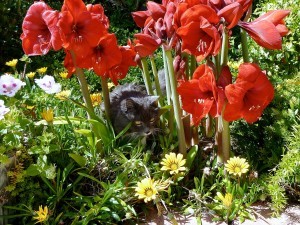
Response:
[177,17,221,61]
[108,46,137,85]
[88,33,122,77]
[239,10,290,50]
[21,2,62,56]
[58,0,106,56]
[224,63,274,123]
[217,2,244,29]
[134,33,162,58]
[177,64,219,125]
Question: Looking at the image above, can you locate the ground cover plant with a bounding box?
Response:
[0,0,299,224]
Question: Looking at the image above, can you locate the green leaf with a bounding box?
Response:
[75,129,92,137]
[69,153,86,167]
[25,164,40,176]
[186,145,198,169]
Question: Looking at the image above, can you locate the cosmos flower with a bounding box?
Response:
[5,59,18,68]
[26,72,36,79]
[216,192,233,208]
[161,152,186,175]
[225,156,249,177]
[0,100,10,120]
[35,75,61,94]
[41,109,54,123]
[0,74,26,97]
[135,178,158,203]
[33,205,49,223]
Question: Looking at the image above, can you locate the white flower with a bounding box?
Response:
[0,100,10,120]
[35,75,61,94]
[0,74,25,97]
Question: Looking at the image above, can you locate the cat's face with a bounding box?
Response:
[121,96,159,137]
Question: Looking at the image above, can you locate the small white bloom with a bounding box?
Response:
[0,74,25,97]
[203,167,211,176]
[35,75,61,94]
[0,100,10,120]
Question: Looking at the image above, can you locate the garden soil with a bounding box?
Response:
[139,202,300,225]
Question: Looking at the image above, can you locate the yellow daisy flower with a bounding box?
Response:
[37,67,47,74]
[161,153,186,175]
[90,93,102,107]
[5,59,18,68]
[33,205,49,224]
[26,72,36,79]
[55,90,71,100]
[135,178,158,203]
[216,192,233,208]
[225,156,249,177]
[41,109,54,123]
[59,72,68,79]
[107,82,115,90]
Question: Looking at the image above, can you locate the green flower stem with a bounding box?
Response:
[164,48,186,156]
[217,28,231,163]
[240,29,250,62]
[70,51,95,119]
[221,28,229,67]
[100,76,111,123]
[150,57,163,106]
[162,48,173,136]
[141,58,154,95]
[190,55,197,79]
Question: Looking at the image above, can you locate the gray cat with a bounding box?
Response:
[109,83,160,137]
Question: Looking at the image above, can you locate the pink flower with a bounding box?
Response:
[35,75,61,94]
[0,74,26,97]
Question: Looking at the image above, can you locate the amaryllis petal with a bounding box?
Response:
[132,11,151,28]
[87,4,110,29]
[239,20,282,49]
[217,2,244,29]
[147,1,166,21]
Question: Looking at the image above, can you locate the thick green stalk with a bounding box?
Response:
[70,51,95,119]
[164,48,186,155]
[240,29,250,62]
[100,76,111,123]
[141,58,154,95]
[217,28,231,163]
[150,57,163,106]
[189,55,197,79]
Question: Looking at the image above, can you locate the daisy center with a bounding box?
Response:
[145,188,154,197]
[170,163,178,170]
[234,167,241,173]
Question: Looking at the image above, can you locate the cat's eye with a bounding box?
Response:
[150,118,155,123]
[134,121,142,126]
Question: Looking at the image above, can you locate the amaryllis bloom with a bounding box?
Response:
[35,75,61,94]
[177,64,219,125]
[134,33,162,58]
[0,74,26,97]
[239,10,290,50]
[89,33,122,77]
[224,63,274,123]
[177,5,221,61]
[58,0,107,57]
[107,45,137,85]
[21,2,62,56]
[0,100,10,120]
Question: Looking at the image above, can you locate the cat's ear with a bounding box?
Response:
[149,96,159,107]
[125,98,137,112]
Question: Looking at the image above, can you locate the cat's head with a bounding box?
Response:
[120,95,159,137]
